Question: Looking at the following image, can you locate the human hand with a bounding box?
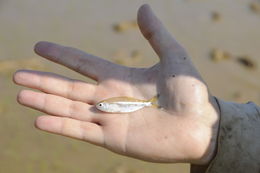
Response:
[14,4,219,165]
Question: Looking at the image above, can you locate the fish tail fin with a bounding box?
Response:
[148,94,159,108]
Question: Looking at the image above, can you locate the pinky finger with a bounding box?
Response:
[35,115,104,146]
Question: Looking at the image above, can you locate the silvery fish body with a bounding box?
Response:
[96,96,158,113]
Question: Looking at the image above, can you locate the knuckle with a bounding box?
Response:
[60,117,70,134]
[67,80,77,99]
[68,101,76,118]
[41,94,49,112]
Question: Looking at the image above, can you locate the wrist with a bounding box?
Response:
[204,96,221,163]
[195,96,220,165]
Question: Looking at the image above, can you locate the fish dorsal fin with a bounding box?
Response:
[101,97,146,103]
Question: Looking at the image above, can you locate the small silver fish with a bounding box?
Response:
[96,96,158,113]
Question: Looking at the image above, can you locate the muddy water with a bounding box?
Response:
[0,0,259,172]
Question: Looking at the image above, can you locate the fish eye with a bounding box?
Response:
[99,103,103,107]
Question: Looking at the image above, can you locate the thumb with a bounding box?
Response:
[137,4,186,59]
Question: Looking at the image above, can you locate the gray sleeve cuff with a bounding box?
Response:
[206,98,260,173]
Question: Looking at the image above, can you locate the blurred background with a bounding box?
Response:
[0,0,259,172]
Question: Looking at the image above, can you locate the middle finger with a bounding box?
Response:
[17,90,100,122]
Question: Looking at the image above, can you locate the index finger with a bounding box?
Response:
[34,41,122,81]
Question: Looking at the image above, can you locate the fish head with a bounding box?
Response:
[95,101,110,112]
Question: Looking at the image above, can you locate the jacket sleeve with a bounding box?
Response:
[205,98,260,173]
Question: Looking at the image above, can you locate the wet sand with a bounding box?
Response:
[0,0,259,172]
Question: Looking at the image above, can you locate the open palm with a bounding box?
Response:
[14,5,220,165]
